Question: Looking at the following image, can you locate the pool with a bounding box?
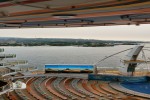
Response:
[121,82,150,94]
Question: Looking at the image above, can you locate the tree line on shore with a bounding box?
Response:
[0,38,141,47]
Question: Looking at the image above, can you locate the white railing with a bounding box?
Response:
[0,49,4,52]
[12,73,88,80]
[0,54,16,58]
[6,60,28,65]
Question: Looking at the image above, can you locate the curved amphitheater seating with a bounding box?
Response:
[45,77,67,100]
[15,89,30,100]
[53,77,77,99]
[82,80,101,98]
[89,81,105,97]
[91,81,107,95]
[3,77,147,100]
[71,79,93,97]
[7,92,18,100]
[33,77,53,100]
[64,78,86,98]
[26,78,45,100]
[99,82,117,95]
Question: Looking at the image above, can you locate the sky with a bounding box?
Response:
[0,24,150,41]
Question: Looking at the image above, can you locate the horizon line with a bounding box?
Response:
[0,37,149,42]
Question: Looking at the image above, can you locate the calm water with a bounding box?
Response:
[1,44,150,69]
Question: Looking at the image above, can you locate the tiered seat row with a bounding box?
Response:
[45,77,67,100]
[81,80,98,98]
[100,82,126,99]
[64,78,85,98]
[4,77,144,100]
[15,89,30,100]
[7,92,18,100]
[99,82,117,95]
[53,77,76,99]
[71,79,92,97]
[33,77,53,100]
[26,78,45,100]
[88,81,104,97]
[91,81,107,95]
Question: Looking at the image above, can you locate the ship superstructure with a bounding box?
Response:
[0,48,36,95]
[0,45,150,99]
[95,45,150,76]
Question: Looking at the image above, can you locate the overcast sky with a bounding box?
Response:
[0,24,150,41]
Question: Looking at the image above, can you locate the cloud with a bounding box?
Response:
[0,24,149,41]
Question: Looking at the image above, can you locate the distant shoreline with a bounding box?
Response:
[0,37,143,47]
[0,44,138,47]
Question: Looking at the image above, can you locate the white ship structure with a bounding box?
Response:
[95,45,150,76]
[0,45,150,99]
[0,48,37,95]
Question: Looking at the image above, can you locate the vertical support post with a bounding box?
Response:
[93,65,98,74]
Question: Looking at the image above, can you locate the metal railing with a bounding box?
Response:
[0,54,16,58]
[0,48,4,52]
[6,60,28,66]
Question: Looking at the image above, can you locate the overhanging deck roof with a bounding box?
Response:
[0,0,149,28]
